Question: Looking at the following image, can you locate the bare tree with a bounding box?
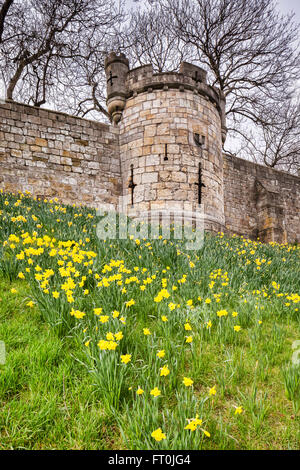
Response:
[0,0,14,44]
[62,33,114,120]
[232,97,300,174]
[118,0,193,72]
[156,0,300,172]
[161,1,298,106]
[0,0,124,109]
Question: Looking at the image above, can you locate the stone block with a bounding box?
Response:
[142,172,158,184]
[35,137,48,147]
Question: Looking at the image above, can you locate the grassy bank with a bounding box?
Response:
[0,190,299,449]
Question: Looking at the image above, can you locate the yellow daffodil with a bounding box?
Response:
[157,350,165,358]
[234,406,243,415]
[183,377,194,387]
[150,387,161,397]
[160,365,170,377]
[120,354,131,364]
[151,428,166,442]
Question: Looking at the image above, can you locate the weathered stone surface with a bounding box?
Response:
[119,81,225,232]
[0,101,120,208]
[223,155,300,243]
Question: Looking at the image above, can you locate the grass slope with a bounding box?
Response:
[0,190,299,450]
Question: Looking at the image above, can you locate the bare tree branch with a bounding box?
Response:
[0,0,14,44]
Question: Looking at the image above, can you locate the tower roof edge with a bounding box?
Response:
[104,52,129,69]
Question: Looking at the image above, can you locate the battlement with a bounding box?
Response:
[105,55,226,136]
[125,64,223,119]
[104,52,129,69]
[126,63,208,90]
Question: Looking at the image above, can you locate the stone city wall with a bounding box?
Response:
[223,154,300,243]
[0,89,299,244]
[0,100,120,208]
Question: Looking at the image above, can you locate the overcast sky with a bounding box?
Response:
[127,0,300,21]
[277,0,300,19]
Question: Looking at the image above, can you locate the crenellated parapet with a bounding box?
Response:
[105,56,227,142]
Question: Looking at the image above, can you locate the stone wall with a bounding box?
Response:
[223,154,300,243]
[0,100,120,207]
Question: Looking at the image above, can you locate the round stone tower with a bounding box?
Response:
[105,54,227,233]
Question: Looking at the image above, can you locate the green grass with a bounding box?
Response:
[0,190,299,449]
[0,279,124,450]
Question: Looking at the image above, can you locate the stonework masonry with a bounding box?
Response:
[223,155,300,243]
[0,100,120,207]
[119,71,225,232]
[0,52,299,244]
